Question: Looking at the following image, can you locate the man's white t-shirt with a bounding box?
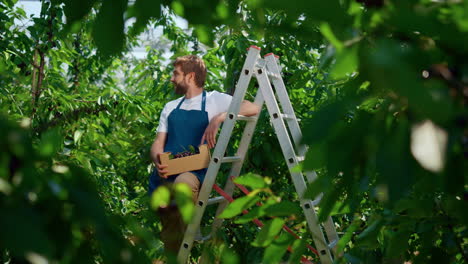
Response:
[156,90,233,133]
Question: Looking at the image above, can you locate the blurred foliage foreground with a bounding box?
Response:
[1,0,468,263]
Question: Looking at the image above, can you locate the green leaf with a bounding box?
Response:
[329,201,350,216]
[194,25,213,45]
[174,183,194,224]
[356,218,384,249]
[234,173,267,189]
[330,45,358,79]
[171,1,184,16]
[263,201,302,217]
[233,206,262,224]
[252,218,285,247]
[92,0,126,57]
[73,129,83,144]
[337,220,360,252]
[220,246,240,264]
[234,198,277,224]
[0,178,12,195]
[150,185,170,209]
[303,142,327,170]
[317,188,339,222]
[62,0,96,25]
[394,198,433,218]
[0,207,53,257]
[320,23,343,52]
[263,232,295,263]
[130,0,162,35]
[37,128,63,157]
[216,2,229,20]
[385,229,412,258]
[303,175,329,201]
[218,191,260,219]
[288,236,307,263]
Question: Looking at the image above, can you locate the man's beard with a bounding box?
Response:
[174,81,188,95]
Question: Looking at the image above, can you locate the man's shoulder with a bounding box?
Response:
[206,90,232,99]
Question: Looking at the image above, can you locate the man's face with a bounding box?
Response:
[171,66,189,95]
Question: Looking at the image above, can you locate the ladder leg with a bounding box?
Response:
[255,67,334,264]
[177,47,261,263]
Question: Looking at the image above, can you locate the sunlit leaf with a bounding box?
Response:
[330,45,358,79]
[150,185,170,209]
[218,192,260,219]
[411,120,447,173]
[73,129,83,144]
[233,173,267,189]
[174,183,195,224]
[234,198,277,224]
[320,22,343,52]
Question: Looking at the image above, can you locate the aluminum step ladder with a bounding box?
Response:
[177,45,339,264]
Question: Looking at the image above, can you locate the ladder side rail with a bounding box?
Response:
[264,55,306,156]
[264,56,316,184]
[209,91,264,235]
[177,47,261,263]
[324,215,339,255]
[255,68,333,264]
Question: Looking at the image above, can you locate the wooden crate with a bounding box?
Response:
[159,144,210,177]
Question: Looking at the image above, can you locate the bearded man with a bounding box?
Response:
[149,55,259,255]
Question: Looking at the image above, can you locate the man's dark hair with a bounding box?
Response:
[173,55,207,88]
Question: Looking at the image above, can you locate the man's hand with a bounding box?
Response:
[156,158,169,179]
[157,163,169,178]
[201,112,226,149]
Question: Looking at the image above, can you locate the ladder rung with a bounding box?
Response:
[195,234,212,242]
[221,156,242,163]
[328,239,338,249]
[267,72,281,80]
[194,230,212,242]
[237,115,257,122]
[312,197,322,206]
[207,196,226,205]
[281,113,295,120]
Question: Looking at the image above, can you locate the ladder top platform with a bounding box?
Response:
[247,45,261,51]
[264,53,280,58]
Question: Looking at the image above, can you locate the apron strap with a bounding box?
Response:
[201,90,206,112]
[175,96,185,109]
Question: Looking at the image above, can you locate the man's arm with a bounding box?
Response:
[239,100,261,117]
[201,100,260,148]
[150,132,169,178]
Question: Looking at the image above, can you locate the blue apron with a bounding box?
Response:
[148,91,209,194]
